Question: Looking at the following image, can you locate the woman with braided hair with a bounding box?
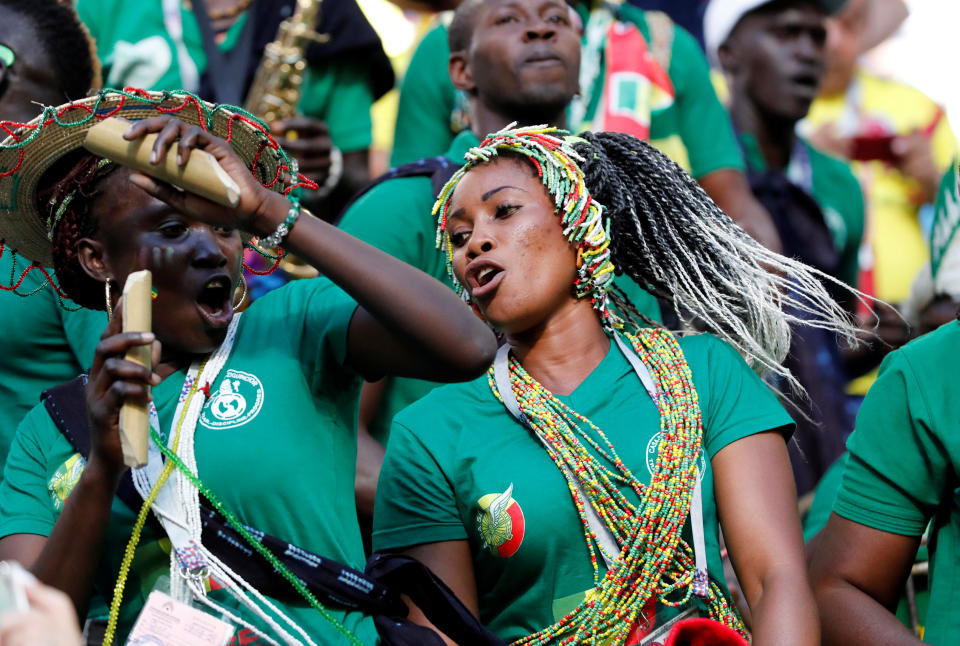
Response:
[0,90,497,646]
[373,126,860,645]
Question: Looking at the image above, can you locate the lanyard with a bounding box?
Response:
[492,336,709,595]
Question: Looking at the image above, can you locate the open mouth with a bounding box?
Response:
[195,275,234,327]
[466,260,505,300]
[477,266,500,286]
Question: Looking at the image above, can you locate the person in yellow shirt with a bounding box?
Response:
[801,0,956,392]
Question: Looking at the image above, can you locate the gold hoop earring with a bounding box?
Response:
[233,274,247,312]
[105,280,113,320]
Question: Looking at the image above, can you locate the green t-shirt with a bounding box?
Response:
[76,0,374,152]
[390,9,744,179]
[373,332,793,641]
[805,452,931,632]
[739,134,865,287]
[0,255,105,477]
[341,130,662,445]
[833,320,960,645]
[802,454,847,543]
[0,278,376,645]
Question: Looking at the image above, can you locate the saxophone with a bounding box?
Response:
[245,0,329,123]
[245,0,329,279]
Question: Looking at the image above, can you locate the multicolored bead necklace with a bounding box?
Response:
[490,328,746,645]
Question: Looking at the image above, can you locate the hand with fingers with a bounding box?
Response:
[0,577,83,646]
[85,299,162,482]
[271,117,336,190]
[122,116,289,239]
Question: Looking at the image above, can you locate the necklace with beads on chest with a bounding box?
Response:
[491,328,746,646]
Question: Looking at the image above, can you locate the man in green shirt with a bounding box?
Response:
[809,319,960,645]
[391,1,782,252]
[339,0,661,520]
[0,0,107,477]
[708,0,865,493]
[707,0,860,285]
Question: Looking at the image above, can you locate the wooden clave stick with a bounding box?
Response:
[83,117,241,208]
[119,270,152,468]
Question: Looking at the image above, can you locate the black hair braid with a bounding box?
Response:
[36,152,119,310]
[608,283,662,332]
[574,131,750,323]
[569,130,815,376]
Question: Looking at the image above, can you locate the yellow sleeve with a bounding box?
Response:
[930,111,958,173]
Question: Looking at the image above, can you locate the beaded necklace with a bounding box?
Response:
[492,328,745,646]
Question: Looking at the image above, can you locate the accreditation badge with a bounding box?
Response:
[127,590,234,646]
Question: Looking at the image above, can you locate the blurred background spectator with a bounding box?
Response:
[77,0,394,218]
[707,0,863,494]
[800,0,956,395]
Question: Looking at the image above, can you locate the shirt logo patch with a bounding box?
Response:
[475,483,525,558]
[48,453,85,511]
[200,370,264,430]
[645,431,706,480]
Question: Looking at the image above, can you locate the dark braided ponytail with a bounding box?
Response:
[434,125,863,387]
[36,151,119,310]
[571,131,861,383]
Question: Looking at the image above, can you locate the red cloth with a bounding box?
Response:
[656,618,749,646]
[599,20,674,140]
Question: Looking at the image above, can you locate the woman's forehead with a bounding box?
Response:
[452,158,548,204]
[93,168,171,224]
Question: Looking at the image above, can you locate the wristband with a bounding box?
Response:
[260,203,301,249]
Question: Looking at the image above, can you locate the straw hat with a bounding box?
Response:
[0,89,292,268]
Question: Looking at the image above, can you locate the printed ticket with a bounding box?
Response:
[127,590,234,646]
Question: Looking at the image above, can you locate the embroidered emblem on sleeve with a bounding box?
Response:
[48,453,85,511]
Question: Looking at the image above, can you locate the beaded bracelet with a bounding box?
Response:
[260,203,301,249]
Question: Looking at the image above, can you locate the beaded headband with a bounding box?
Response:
[434,124,617,326]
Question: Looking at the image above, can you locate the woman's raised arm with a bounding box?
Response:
[125,117,498,383]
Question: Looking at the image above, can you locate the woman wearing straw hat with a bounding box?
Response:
[0,89,496,646]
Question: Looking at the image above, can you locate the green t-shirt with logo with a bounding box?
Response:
[391,8,743,179]
[341,130,662,445]
[0,278,376,645]
[76,0,374,152]
[373,332,793,640]
[0,254,106,477]
[739,134,865,287]
[833,319,960,646]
